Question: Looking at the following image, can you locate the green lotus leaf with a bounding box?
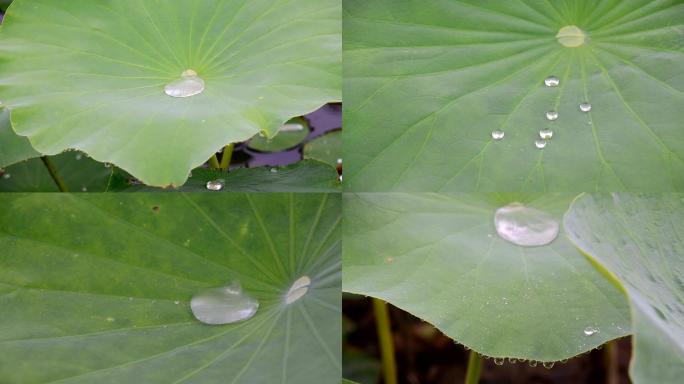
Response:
[342,380,360,384]
[343,193,630,361]
[343,0,684,191]
[0,152,113,192]
[0,0,341,187]
[0,193,341,383]
[0,107,40,168]
[565,193,684,384]
[108,160,341,192]
[247,117,310,153]
[304,129,341,168]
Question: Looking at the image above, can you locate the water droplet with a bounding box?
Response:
[174,301,180,305]
[285,276,311,304]
[270,168,278,173]
[543,362,555,369]
[535,139,547,149]
[545,111,558,121]
[493,358,504,366]
[584,326,599,336]
[164,69,205,98]
[280,123,304,132]
[206,179,225,191]
[544,76,560,87]
[75,153,83,160]
[539,129,553,140]
[579,102,592,112]
[81,186,88,192]
[2,173,10,179]
[509,358,518,364]
[556,25,586,47]
[104,162,112,168]
[336,158,343,165]
[491,130,505,140]
[494,202,560,247]
[190,282,259,325]
[529,361,538,367]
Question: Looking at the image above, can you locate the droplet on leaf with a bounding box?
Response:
[545,111,558,121]
[579,102,592,112]
[206,179,225,191]
[491,130,505,140]
[164,69,205,98]
[190,282,259,325]
[556,25,586,47]
[285,276,311,304]
[544,76,560,87]
[494,202,559,247]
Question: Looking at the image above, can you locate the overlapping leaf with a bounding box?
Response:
[0,193,341,383]
[565,193,684,384]
[0,0,341,186]
[343,0,684,191]
[343,193,630,361]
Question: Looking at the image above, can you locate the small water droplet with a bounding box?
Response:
[104,162,112,168]
[494,202,559,247]
[539,129,553,140]
[2,173,10,179]
[190,282,259,325]
[81,186,88,192]
[493,358,504,366]
[280,123,304,132]
[174,301,180,305]
[75,153,83,160]
[509,358,518,364]
[206,179,225,191]
[544,76,560,87]
[491,130,505,140]
[584,326,599,336]
[285,276,311,304]
[535,139,547,149]
[579,102,592,112]
[545,111,558,121]
[164,69,205,98]
[556,25,586,47]
[529,361,538,367]
[543,362,555,369]
[270,168,278,173]
[336,158,343,165]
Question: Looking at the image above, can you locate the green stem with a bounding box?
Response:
[603,341,619,384]
[40,156,68,192]
[464,351,482,384]
[372,298,398,384]
[219,143,234,170]
[208,154,220,169]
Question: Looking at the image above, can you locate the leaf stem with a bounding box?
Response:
[219,143,234,170]
[208,154,220,169]
[40,156,68,192]
[464,350,482,384]
[603,341,619,384]
[372,298,398,384]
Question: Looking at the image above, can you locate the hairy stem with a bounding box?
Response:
[603,341,619,384]
[40,156,68,192]
[464,350,482,384]
[373,298,397,384]
[219,144,234,170]
[208,154,220,169]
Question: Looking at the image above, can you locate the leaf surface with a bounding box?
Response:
[0,193,341,383]
[343,193,630,361]
[343,0,684,191]
[565,193,684,384]
[0,0,341,186]
[0,107,39,168]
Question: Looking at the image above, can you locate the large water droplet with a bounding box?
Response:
[584,326,599,336]
[285,276,311,304]
[280,123,305,132]
[579,102,592,112]
[544,76,560,87]
[491,130,505,140]
[556,25,586,47]
[190,282,259,325]
[164,69,205,98]
[539,129,553,140]
[494,203,559,247]
[535,139,547,149]
[206,179,225,191]
[545,111,558,121]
